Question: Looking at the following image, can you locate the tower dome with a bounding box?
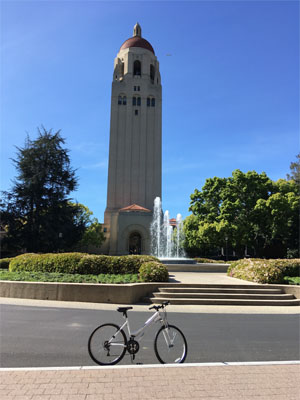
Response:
[119,23,155,54]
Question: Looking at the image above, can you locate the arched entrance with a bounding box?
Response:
[128,232,142,255]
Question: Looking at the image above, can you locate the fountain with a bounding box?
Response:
[150,197,196,264]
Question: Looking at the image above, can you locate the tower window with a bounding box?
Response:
[150,64,155,83]
[135,110,138,115]
[134,86,136,91]
[132,97,136,106]
[133,60,141,76]
[118,95,127,105]
[137,97,141,106]
[147,98,150,107]
[151,98,155,107]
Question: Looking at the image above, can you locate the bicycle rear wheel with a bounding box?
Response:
[154,324,187,364]
[88,323,127,365]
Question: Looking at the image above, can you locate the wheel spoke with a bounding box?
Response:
[88,324,127,366]
[154,325,187,364]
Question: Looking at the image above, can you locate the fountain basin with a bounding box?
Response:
[159,258,196,265]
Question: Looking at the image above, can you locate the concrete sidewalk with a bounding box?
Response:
[168,271,258,284]
[1,362,299,399]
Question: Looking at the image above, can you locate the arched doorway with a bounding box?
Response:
[128,232,142,255]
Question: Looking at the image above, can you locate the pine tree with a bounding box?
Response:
[1,127,85,253]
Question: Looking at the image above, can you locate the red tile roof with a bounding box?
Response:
[119,204,151,212]
[120,37,155,54]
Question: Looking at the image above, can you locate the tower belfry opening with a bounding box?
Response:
[103,24,162,255]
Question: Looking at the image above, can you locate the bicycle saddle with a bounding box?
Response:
[117,307,133,313]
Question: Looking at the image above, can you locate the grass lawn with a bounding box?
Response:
[284,276,300,285]
[0,270,139,284]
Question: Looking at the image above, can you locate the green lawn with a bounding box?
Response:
[284,276,300,285]
[0,270,139,284]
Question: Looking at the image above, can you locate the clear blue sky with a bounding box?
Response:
[1,0,299,221]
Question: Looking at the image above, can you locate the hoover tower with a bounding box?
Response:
[103,23,162,255]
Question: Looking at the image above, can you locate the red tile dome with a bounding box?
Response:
[120,36,155,54]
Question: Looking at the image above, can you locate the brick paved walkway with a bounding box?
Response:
[1,363,299,400]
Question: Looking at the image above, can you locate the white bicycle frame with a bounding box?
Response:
[108,309,168,348]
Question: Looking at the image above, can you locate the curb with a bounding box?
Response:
[1,360,300,371]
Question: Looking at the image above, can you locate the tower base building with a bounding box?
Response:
[102,24,162,255]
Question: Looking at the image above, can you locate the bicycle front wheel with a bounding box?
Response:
[88,323,127,366]
[154,324,187,364]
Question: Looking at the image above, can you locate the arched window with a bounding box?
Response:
[129,232,142,254]
[122,96,127,105]
[118,96,122,105]
[147,98,150,107]
[151,98,155,107]
[132,97,136,106]
[133,60,141,76]
[137,97,141,106]
[150,64,155,83]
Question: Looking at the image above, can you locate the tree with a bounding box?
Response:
[1,127,85,253]
[287,153,300,191]
[73,203,105,249]
[185,170,299,258]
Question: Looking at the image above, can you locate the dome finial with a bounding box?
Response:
[133,22,142,37]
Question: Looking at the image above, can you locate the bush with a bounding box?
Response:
[195,258,225,264]
[9,253,160,275]
[9,253,85,274]
[139,261,169,282]
[0,258,13,269]
[227,258,300,284]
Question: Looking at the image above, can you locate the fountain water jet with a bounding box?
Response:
[150,197,186,260]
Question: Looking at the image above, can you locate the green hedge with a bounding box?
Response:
[0,258,13,269]
[9,253,159,275]
[139,261,169,282]
[227,258,300,284]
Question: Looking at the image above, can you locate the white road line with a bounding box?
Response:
[1,360,299,371]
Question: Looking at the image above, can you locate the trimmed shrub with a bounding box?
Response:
[0,258,13,269]
[9,253,85,274]
[9,253,160,276]
[139,261,169,282]
[227,258,300,284]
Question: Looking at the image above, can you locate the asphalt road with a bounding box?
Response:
[1,304,299,367]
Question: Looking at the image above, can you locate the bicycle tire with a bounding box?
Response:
[88,323,127,366]
[154,324,187,364]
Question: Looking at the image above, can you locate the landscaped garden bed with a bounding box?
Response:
[228,258,300,285]
[0,253,169,283]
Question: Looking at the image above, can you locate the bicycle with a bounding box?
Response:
[88,301,188,365]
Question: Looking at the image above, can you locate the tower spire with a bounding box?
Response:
[133,22,142,37]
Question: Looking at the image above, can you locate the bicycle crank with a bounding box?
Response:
[127,339,139,355]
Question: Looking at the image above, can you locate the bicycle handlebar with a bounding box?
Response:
[149,300,170,311]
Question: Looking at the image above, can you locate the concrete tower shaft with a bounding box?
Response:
[105,25,162,214]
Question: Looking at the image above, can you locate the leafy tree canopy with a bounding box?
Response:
[287,153,300,190]
[185,169,299,258]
